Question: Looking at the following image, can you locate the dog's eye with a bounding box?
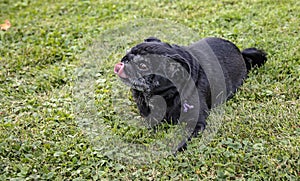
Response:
[138,63,148,70]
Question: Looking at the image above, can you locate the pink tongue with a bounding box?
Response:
[114,62,127,78]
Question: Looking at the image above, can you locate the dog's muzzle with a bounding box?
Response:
[114,62,128,78]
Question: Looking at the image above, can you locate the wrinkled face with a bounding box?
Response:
[114,38,192,94]
[114,53,163,92]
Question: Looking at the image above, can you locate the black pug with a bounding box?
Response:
[114,37,267,152]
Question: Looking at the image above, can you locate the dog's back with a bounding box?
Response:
[187,37,267,105]
[186,37,247,107]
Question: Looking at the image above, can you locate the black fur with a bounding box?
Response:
[116,37,267,152]
[242,48,267,71]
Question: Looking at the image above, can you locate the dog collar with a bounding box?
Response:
[183,100,194,112]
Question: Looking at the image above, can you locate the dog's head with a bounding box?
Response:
[114,37,194,94]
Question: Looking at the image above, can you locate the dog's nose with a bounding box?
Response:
[114,62,128,78]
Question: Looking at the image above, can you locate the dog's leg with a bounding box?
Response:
[174,105,209,153]
[131,89,150,117]
[192,112,208,137]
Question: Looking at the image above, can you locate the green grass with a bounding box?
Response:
[0,0,299,180]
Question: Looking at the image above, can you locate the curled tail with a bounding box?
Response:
[242,48,267,71]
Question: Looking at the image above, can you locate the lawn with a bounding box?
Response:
[0,0,299,180]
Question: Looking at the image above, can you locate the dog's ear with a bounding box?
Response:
[166,54,191,75]
[144,37,161,43]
